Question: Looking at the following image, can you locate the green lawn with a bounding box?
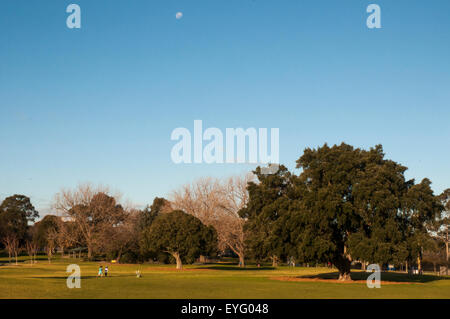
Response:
[0,257,449,299]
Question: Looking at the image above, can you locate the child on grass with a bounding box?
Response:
[97,265,103,278]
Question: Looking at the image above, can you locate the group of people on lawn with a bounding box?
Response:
[97,265,109,278]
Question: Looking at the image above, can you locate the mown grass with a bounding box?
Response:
[0,256,449,299]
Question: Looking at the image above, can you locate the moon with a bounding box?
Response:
[175,12,183,20]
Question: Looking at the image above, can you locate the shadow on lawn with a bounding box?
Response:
[29,274,136,280]
[298,271,449,283]
[195,264,275,271]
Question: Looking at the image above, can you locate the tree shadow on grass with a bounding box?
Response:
[298,271,448,283]
[194,264,275,271]
[29,274,136,280]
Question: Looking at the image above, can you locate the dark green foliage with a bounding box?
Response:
[440,189,450,213]
[293,144,441,277]
[0,195,39,242]
[239,165,294,264]
[138,197,171,232]
[435,189,449,237]
[244,143,443,279]
[141,210,218,266]
[401,179,443,264]
[137,197,172,261]
[0,195,39,222]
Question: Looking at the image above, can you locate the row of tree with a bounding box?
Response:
[0,143,449,279]
[0,186,220,269]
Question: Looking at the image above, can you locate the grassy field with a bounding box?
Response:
[1,256,449,299]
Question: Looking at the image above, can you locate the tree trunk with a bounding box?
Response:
[446,228,448,275]
[172,252,182,270]
[15,252,18,265]
[116,248,123,263]
[272,256,279,268]
[417,254,422,275]
[336,256,352,281]
[338,269,351,280]
[238,254,245,268]
[87,246,92,260]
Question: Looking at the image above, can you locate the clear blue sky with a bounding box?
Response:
[1,0,449,217]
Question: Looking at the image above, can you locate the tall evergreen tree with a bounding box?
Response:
[239,165,293,266]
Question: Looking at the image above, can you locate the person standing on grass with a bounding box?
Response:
[104,266,108,277]
[97,265,103,278]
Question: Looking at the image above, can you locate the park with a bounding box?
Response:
[1,144,449,299]
[1,256,449,299]
[1,1,449,306]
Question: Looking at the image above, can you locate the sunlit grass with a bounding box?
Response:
[0,257,449,299]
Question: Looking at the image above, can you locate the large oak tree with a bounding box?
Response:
[244,143,442,280]
[292,143,441,280]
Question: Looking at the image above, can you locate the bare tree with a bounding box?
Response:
[54,218,76,257]
[171,174,253,267]
[25,239,39,265]
[53,184,125,259]
[26,226,39,264]
[2,234,20,265]
[46,229,58,263]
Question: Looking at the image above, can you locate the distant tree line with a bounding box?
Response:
[0,143,448,280]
